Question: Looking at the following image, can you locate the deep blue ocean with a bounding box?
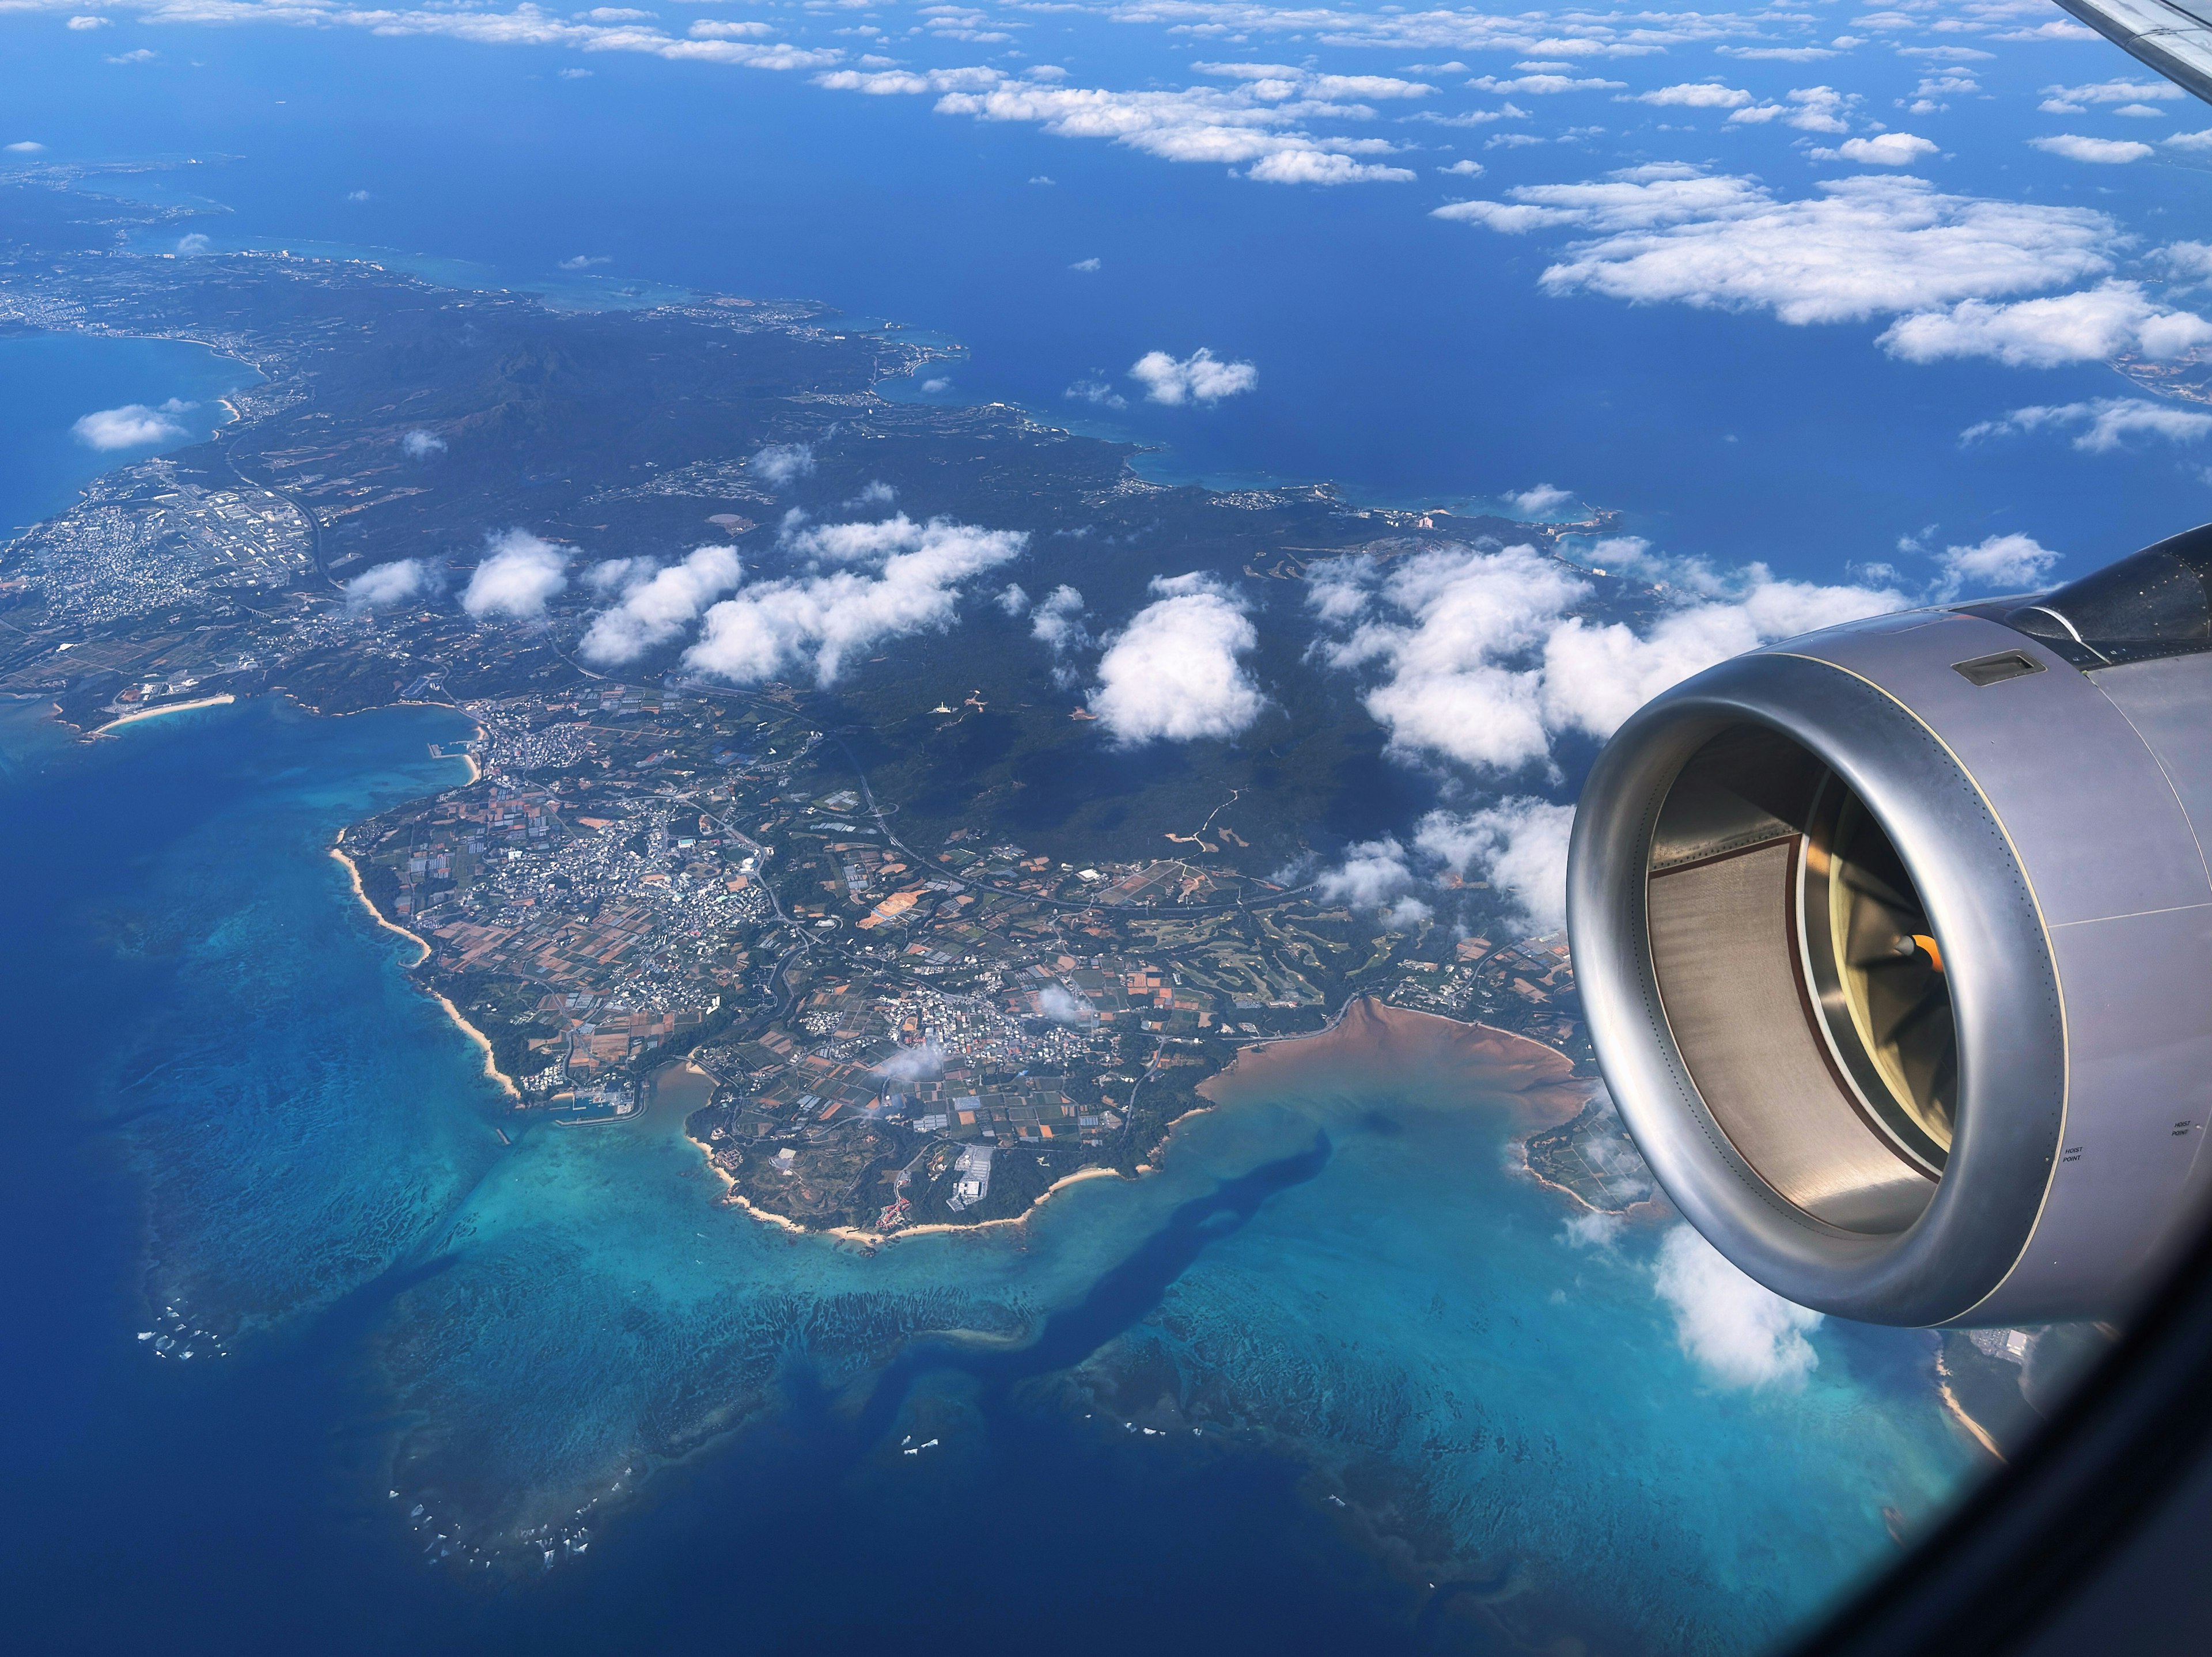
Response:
[0,10,2105,1648]
[7,9,2212,577]
[0,684,1974,1656]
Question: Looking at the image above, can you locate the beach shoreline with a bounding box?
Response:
[689,995,1590,1252]
[329,832,518,1101]
[90,693,236,735]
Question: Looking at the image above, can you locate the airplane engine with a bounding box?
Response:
[1567,527,2212,1326]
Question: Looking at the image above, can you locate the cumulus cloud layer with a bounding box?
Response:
[2031,133,2153,165]
[1820,132,1938,167]
[1090,574,1266,744]
[1129,347,1259,405]
[1880,282,2212,368]
[346,558,433,612]
[1309,542,1902,775]
[73,400,191,449]
[1432,163,2212,370]
[684,515,1025,686]
[1437,166,2114,325]
[1653,1224,1823,1389]
[579,545,744,665]
[1417,797,1577,934]
[461,529,570,620]
[1029,584,1092,686]
[1964,397,2212,453]
[1929,533,2059,601]
[750,443,815,488]
[817,60,1421,184]
[1302,795,1575,936]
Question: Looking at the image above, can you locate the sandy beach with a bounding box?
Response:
[687,996,1592,1252]
[92,693,235,735]
[329,834,518,1100]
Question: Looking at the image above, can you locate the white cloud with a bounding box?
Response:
[1437,158,1484,176]
[1468,74,1624,94]
[1879,282,2212,369]
[845,479,897,510]
[1309,542,1903,775]
[1718,46,1836,62]
[2039,78,2184,114]
[559,253,611,270]
[1563,1209,1626,1249]
[66,14,107,28]
[1779,85,1854,133]
[2157,240,2212,280]
[997,582,1030,617]
[1066,378,1128,409]
[2031,134,2153,165]
[1129,347,1257,405]
[176,232,211,255]
[1628,82,1751,109]
[1929,533,2059,601]
[4,141,46,152]
[818,61,1419,185]
[876,1037,945,1084]
[346,558,434,612]
[750,442,816,487]
[106,48,156,63]
[1509,482,1574,515]
[579,544,744,665]
[461,529,570,620]
[1438,168,2116,330]
[1312,835,1419,909]
[1816,132,1938,166]
[1414,796,1575,934]
[1089,574,1266,744]
[1036,983,1094,1024]
[684,515,1025,686]
[1964,397,2212,454]
[584,555,654,594]
[1653,1224,1823,1390]
[73,399,194,450]
[2168,130,2212,152]
[1030,583,1092,685]
[1432,199,1577,233]
[1069,256,1101,271]
[401,428,446,458]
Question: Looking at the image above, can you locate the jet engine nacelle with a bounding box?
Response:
[1567,527,2212,1326]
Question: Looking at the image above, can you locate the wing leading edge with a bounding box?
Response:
[2058,0,2212,105]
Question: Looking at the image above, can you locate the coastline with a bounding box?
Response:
[329,833,519,1101]
[1194,995,1593,1136]
[90,692,235,735]
[692,995,1590,1250]
[1933,1347,2008,1463]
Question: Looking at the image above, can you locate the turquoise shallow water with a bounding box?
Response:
[0,693,1981,1654]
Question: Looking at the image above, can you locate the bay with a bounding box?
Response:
[0,693,1977,1655]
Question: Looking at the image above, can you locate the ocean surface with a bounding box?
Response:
[0,693,1982,1655]
[6,13,2210,578]
[0,332,256,536]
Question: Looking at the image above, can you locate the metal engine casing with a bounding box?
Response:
[1568,609,2212,1326]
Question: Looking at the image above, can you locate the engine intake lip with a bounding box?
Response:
[1569,650,2067,1326]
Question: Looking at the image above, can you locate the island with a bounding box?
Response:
[2,161,1656,1237]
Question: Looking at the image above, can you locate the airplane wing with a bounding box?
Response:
[2058,0,2212,105]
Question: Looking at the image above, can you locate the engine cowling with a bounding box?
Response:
[1567,526,2212,1326]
